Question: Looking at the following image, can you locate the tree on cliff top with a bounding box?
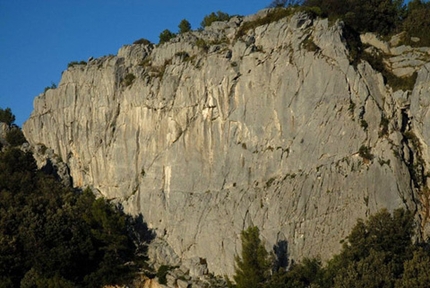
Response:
[178,19,192,34]
[200,11,231,28]
[268,0,304,7]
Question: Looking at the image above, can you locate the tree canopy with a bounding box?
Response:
[178,19,192,34]
[0,107,15,126]
[233,226,271,288]
[232,209,430,288]
[300,0,430,41]
[200,11,231,28]
[159,29,176,44]
[0,145,151,287]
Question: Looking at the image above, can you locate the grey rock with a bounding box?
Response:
[147,238,181,269]
[176,279,190,288]
[22,10,430,277]
[0,122,9,146]
[361,33,390,54]
[181,257,208,278]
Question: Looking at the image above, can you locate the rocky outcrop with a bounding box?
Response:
[23,9,430,277]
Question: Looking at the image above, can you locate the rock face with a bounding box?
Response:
[23,10,430,276]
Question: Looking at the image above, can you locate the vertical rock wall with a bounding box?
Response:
[23,11,430,275]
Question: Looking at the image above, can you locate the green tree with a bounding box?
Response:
[333,249,396,288]
[200,11,231,28]
[402,0,430,46]
[0,148,150,287]
[267,258,324,288]
[396,247,430,288]
[268,0,304,7]
[0,107,15,126]
[233,226,271,288]
[159,29,176,44]
[303,0,405,35]
[5,128,26,146]
[178,19,191,34]
[322,208,414,288]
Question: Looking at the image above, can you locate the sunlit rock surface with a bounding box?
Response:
[24,10,430,276]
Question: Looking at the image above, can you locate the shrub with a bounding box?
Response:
[122,73,136,87]
[178,19,192,34]
[359,145,374,161]
[201,11,231,28]
[67,60,86,68]
[195,38,209,51]
[361,50,417,91]
[133,38,152,45]
[175,51,190,61]
[44,82,57,93]
[302,36,320,52]
[379,115,389,137]
[236,8,296,39]
[159,29,176,45]
[156,265,173,285]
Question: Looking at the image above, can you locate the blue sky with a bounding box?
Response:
[0,0,270,126]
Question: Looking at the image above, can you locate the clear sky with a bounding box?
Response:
[0,0,270,127]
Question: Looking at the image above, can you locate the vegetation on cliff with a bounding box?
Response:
[0,109,152,288]
[232,209,430,288]
[270,0,430,46]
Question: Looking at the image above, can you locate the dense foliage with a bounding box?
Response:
[233,209,430,288]
[5,127,26,147]
[267,1,430,46]
[159,29,176,45]
[200,11,231,28]
[233,226,271,288]
[178,19,192,34]
[301,0,430,43]
[0,146,150,287]
[0,107,15,126]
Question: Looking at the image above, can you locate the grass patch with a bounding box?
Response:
[175,51,191,61]
[361,50,418,91]
[122,73,136,87]
[302,36,320,52]
[196,38,209,52]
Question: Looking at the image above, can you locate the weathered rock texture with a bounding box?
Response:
[23,10,430,276]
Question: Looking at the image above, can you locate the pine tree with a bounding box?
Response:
[233,226,271,288]
[178,19,191,34]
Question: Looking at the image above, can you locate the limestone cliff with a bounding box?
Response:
[23,10,430,276]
